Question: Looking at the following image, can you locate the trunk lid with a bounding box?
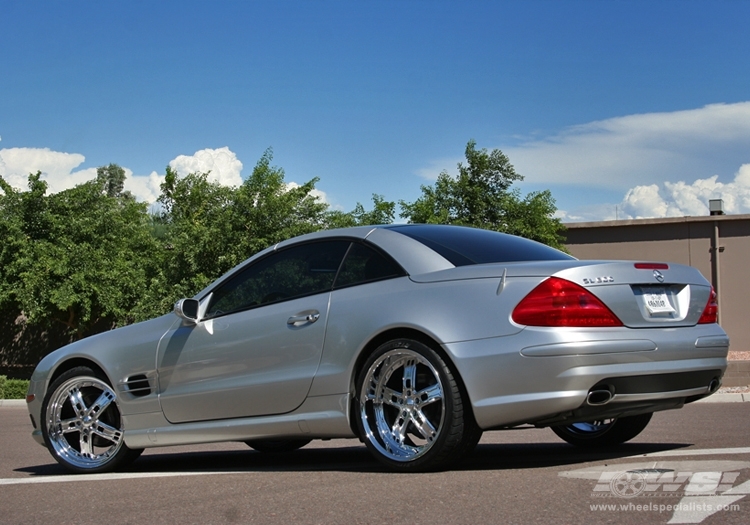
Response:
[553,261,713,328]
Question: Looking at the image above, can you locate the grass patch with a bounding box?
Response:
[0,376,30,399]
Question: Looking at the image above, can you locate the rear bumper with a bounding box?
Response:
[444,324,729,429]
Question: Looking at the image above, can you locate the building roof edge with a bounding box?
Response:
[564,214,750,229]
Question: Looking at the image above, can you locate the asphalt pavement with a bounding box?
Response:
[1,401,748,525]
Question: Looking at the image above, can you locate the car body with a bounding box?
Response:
[26,224,730,472]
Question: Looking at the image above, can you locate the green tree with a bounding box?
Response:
[232,148,328,254]
[141,148,330,318]
[0,170,158,340]
[96,163,127,198]
[153,166,237,304]
[325,194,396,229]
[400,140,565,249]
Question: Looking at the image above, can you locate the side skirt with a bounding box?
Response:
[123,393,354,449]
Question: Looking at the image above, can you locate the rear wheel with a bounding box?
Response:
[355,338,474,472]
[551,413,653,447]
[244,438,312,453]
[41,366,142,473]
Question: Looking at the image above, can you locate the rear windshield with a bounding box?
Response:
[386,224,574,266]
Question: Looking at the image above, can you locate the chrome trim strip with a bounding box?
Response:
[520,339,657,357]
[695,335,730,348]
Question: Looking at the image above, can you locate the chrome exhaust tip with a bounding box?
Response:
[708,378,720,394]
[587,389,614,406]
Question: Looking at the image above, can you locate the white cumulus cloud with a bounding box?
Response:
[0,146,165,203]
[0,147,95,194]
[619,163,750,219]
[123,170,164,205]
[285,181,329,204]
[169,147,243,187]
[0,146,250,204]
[0,146,333,210]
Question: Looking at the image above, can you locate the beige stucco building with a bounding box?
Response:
[564,212,750,354]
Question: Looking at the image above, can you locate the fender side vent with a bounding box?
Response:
[124,374,151,397]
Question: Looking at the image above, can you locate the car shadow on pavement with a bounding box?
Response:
[15,441,693,476]
[458,442,692,471]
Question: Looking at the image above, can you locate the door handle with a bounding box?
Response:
[287,312,320,325]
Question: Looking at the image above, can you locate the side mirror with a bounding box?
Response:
[174,298,200,323]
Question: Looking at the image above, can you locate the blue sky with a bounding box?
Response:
[2,0,750,222]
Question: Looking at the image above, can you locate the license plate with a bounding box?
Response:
[640,287,675,315]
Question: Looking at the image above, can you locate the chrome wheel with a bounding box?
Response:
[360,348,445,462]
[356,339,472,471]
[551,413,653,447]
[568,419,615,435]
[42,367,140,473]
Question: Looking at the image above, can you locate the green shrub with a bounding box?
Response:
[0,376,30,399]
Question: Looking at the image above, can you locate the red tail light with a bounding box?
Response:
[512,277,623,327]
[698,287,718,324]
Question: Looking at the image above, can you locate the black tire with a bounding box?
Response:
[244,438,312,453]
[41,366,143,473]
[551,413,653,447]
[456,415,483,459]
[354,338,474,472]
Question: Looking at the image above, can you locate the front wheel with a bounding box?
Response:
[551,413,653,447]
[41,366,142,473]
[355,338,474,472]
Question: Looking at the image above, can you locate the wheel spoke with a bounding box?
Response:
[416,383,442,406]
[79,431,94,457]
[390,413,409,445]
[67,387,88,419]
[380,387,402,407]
[91,421,123,444]
[59,417,83,434]
[402,361,417,395]
[411,408,438,441]
[87,390,115,418]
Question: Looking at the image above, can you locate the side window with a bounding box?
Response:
[206,241,350,318]
[334,242,405,289]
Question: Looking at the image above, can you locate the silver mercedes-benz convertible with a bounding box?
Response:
[26,224,729,472]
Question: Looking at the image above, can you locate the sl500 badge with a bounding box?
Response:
[583,276,614,284]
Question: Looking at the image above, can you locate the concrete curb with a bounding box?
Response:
[0,399,27,407]
[695,393,750,403]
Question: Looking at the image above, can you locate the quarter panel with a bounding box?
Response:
[308,276,526,397]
